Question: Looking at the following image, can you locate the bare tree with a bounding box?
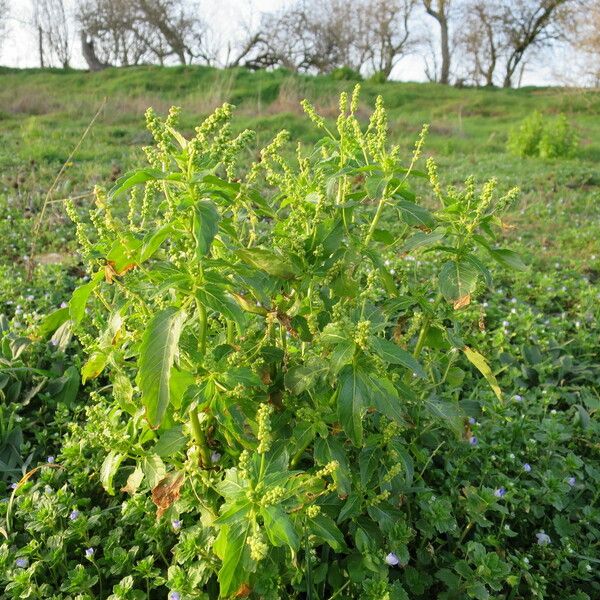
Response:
[498,0,574,87]
[32,0,72,68]
[423,0,452,84]
[357,0,418,79]
[77,0,145,67]
[560,0,599,85]
[456,1,503,86]
[0,1,8,52]
[136,0,211,65]
[236,0,362,74]
[235,0,418,79]
[76,0,212,68]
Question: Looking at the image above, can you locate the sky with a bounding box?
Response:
[0,0,573,86]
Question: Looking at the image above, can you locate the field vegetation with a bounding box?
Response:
[0,66,599,599]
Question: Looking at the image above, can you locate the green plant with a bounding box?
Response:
[45,87,525,597]
[507,112,578,158]
[367,71,388,85]
[330,67,363,82]
[539,114,578,159]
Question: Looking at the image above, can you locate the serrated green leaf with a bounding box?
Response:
[154,426,187,457]
[337,365,369,446]
[214,523,253,597]
[261,505,299,550]
[81,351,107,384]
[397,200,435,228]
[193,199,219,257]
[237,248,297,279]
[309,514,346,551]
[439,260,479,303]
[370,337,426,378]
[109,168,165,198]
[137,307,186,428]
[100,451,125,495]
[141,454,166,489]
[69,271,103,324]
[38,307,69,339]
[487,248,526,271]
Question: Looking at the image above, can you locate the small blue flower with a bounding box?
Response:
[536,531,551,545]
[85,547,95,558]
[10,483,18,490]
[385,552,399,566]
[469,436,478,446]
[69,510,80,521]
[514,394,523,402]
[47,456,55,464]
[468,417,477,425]
[494,487,506,498]
[523,463,532,473]
[567,476,576,487]
[211,451,221,464]
[172,519,182,530]
[169,593,181,600]
[15,557,28,568]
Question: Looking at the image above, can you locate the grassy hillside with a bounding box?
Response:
[1,66,599,270]
[1,67,599,599]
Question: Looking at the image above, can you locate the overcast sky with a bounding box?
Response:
[0,0,573,86]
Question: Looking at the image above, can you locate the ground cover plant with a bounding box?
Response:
[0,68,599,599]
[507,111,579,159]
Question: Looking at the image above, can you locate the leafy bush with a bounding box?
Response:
[2,89,598,599]
[330,67,363,82]
[367,71,388,85]
[507,112,578,158]
[539,114,579,159]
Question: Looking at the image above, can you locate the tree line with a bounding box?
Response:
[1,0,599,87]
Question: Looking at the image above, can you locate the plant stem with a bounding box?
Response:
[226,319,235,345]
[364,196,387,247]
[328,579,351,599]
[190,407,211,468]
[413,318,430,359]
[197,301,208,357]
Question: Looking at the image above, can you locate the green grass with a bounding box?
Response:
[0,66,599,599]
[0,65,599,273]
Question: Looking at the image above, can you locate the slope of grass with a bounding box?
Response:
[0,65,599,271]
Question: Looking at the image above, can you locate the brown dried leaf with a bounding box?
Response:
[151,472,185,518]
[453,294,471,310]
[235,584,252,598]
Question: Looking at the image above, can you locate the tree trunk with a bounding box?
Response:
[424,2,451,84]
[80,30,108,72]
[439,17,450,84]
[38,26,45,68]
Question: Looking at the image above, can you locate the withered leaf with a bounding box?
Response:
[151,472,185,518]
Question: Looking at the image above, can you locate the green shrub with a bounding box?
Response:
[508,112,578,158]
[539,114,578,159]
[52,87,523,598]
[3,89,598,600]
[367,71,388,85]
[330,66,363,81]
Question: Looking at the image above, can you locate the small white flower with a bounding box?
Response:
[385,552,400,566]
[536,531,551,545]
